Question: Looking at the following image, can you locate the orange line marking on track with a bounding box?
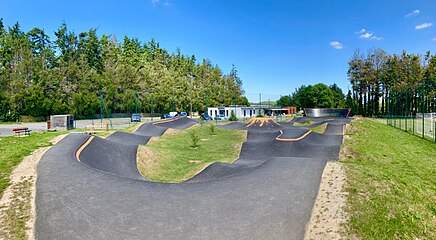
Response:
[75,135,95,162]
[276,130,312,142]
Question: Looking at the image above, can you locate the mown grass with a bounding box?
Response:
[293,119,316,127]
[137,124,246,182]
[341,118,436,239]
[0,176,32,240]
[310,123,327,134]
[0,132,65,197]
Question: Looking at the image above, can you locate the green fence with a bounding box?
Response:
[386,90,436,142]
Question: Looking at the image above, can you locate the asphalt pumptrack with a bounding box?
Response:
[35,116,352,240]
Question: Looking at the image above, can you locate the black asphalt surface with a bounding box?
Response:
[35,116,351,240]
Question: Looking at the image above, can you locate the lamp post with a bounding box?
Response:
[172,87,175,112]
[190,74,193,118]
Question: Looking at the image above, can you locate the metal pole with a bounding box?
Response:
[172,88,175,112]
[259,93,262,116]
[405,91,408,132]
[100,89,103,124]
[134,91,138,114]
[422,90,425,139]
[234,92,237,118]
[386,93,389,125]
[151,92,154,122]
[190,76,193,118]
[206,90,208,112]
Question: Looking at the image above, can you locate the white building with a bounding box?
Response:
[207,106,264,119]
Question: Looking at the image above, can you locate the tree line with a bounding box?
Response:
[348,49,436,117]
[0,20,249,121]
[277,83,346,110]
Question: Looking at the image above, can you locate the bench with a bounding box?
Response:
[12,127,32,137]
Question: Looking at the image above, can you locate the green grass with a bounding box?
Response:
[137,124,246,182]
[0,176,32,240]
[341,118,436,239]
[310,123,327,134]
[0,132,65,197]
[293,120,316,127]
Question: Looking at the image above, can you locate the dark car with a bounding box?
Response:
[162,114,172,119]
[214,114,227,121]
[131,113,141,122]
[176,112,188,117]
[200,113,213,121]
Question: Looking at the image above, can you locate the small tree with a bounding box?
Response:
[190,131,200,148]
[305,118,312,125]
[229,110,237,121]
[210,123,217,135]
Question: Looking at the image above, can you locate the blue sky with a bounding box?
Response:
[1,0,435,101]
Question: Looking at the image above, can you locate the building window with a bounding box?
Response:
[250,110,252,116]
[244,110,246,117]
[210,110,212,116]
[226,110,228,116]
[215,110,217,116]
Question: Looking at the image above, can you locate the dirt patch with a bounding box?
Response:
[188,160,201,164]
[304,161,348,240]
[0,134,66,240]
[136,145,162,177]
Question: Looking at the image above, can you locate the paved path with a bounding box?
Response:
[35,117,350,240]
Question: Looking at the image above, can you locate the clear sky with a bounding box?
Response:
[1,0,435,101]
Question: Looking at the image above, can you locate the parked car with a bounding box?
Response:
[200,113,213,121]
[130,113,141,122]
[177,112,188,117]
[162,114,172,119]
[214,114,227,120]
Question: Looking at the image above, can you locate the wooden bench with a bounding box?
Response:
[12,127,32,137]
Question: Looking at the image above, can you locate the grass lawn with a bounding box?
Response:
[137,124,246,182]
[293,119,316,127]
[341,118,436,239]
[310,123,327,134]
[0,132,65,198]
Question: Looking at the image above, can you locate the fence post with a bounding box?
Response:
[405,91,408,132]
[386,94,389,125]
[422,91,425,139]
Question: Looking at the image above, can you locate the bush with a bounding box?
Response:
[229,110,237,121]
[190,131,200,148]
[210,124,217,135]
[305,118,312,125]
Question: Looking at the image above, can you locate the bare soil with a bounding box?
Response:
[304,161,348,240]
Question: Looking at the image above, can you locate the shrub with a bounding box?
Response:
[305,118,312,125]
[210,124,217,135]
[190,131,200,148]
[229,110,237,121]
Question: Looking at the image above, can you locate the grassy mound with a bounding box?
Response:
[137,124,246,182]
[341,118,436,239]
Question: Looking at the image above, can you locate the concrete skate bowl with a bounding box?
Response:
[35,116,350,240]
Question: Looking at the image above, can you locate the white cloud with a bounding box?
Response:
[356,28,366,34]
[415,22,432,30]
[356,28,382,41]
[405,9,420,17]
[329,41,343,49]
[432,37,436,41]
[151,0,160,3]
[371,36,383,41]
[360,32,373,39]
